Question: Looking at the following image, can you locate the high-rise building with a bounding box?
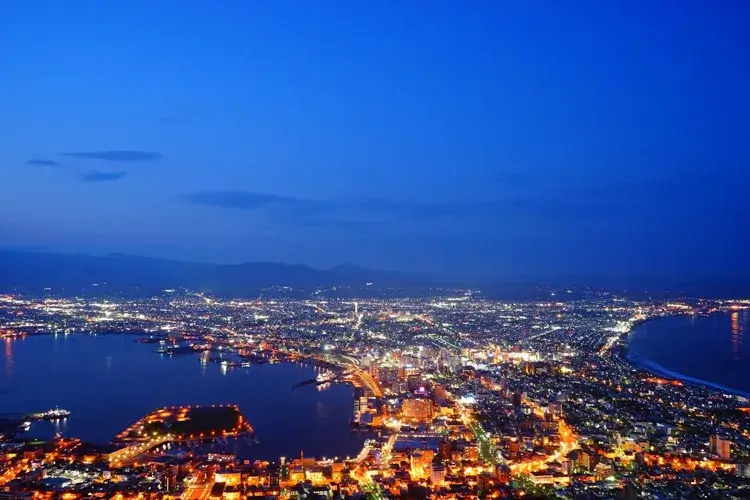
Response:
[368,360,379,381]
[566,449,592,472]
[429,459,446,486]
[352,387,370,422]
[710,434,731,460]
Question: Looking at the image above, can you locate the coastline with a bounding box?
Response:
[623,314,750,400]
[2,334,367,459]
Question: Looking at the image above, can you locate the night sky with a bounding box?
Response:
[2,1,749,279]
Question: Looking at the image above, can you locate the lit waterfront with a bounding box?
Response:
[0,334,365,461]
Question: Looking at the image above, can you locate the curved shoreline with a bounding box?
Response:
[626,350,750,399]
[624,314,750,399]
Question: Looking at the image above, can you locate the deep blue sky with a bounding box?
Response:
[1,1,749,279]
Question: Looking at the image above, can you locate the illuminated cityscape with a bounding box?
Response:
[1,290,750,498]
[3,0,749,496]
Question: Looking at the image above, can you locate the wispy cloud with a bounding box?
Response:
[182,190,458,215]
[181,191,298,210]
[179,189,618,229]
[180,191,405,231]
[180,191,444,219]
[80,171,128,182]
[27,159,62,167]
[63,150,163,162]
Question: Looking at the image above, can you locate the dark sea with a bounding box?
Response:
[0,334,365,461]
[628,311,750,397]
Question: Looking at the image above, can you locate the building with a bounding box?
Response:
[209,482,226,499]
[495,464,511,484]
[352,387,371,422]
[565,449,592,472]
[530,470,554,485]
[410,451,434,480]
[378,366,399,385]
[464,445,479,461]
[401,398,433,423]
[407,374,424,392]
[438,440,452,460]
[736,462,750,479]
[548,402,563,420]
[215,470,242,486]
[710,434,731,460]
[429,459,446,486]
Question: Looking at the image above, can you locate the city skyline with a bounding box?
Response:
[2,1,750,279]
[4,3,750,497]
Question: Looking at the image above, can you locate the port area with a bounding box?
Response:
[114,405,252,444]
[108,405,253,467]
[0,408,71,437]
[153,343,211,355]
[24,408,72,421]
[0,408,71,423]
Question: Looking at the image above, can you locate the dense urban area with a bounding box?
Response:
[1,287,749,499]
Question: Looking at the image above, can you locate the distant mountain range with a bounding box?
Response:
[0,250,441,296]
[1,249,748,299]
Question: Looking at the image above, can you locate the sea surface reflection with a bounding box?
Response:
[628,311,750,395]
[0,334,365,461]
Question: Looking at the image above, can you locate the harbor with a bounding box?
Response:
[0,407,71,423]
[0,334,364,461]
[0,408,71,439]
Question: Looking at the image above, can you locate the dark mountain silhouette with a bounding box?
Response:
[0,250,435,296]
[4,250,744,299]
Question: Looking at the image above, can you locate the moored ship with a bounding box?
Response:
[154,344,210,355]
[26,407,71,421]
